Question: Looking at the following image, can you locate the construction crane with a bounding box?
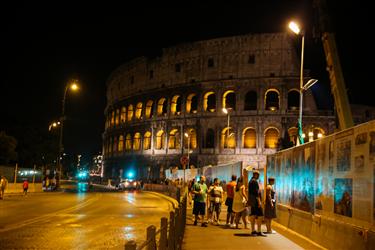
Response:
[313,0,354,130]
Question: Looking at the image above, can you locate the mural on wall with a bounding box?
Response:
[268,121,375,226]
[334,178,353,217]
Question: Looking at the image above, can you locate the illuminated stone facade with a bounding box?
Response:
[103,33,335,180]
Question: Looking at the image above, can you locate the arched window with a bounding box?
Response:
[118,135,124,152]
[120,107,126,123]
[184,128,197,149]
[221,127,236,148]
[157,98,167,116]
[244,91,257,110]
[288,127,298,146]
[171,95,182,115]
[264,127,279,149]
[125,134,132,150]
[115,109,120,126]
[145,100,154,119]
[133,132,141,150]
[288,89,300,111]
[143,131,151,150]
[127,105,134,121]
[265,89,280,111]
[110,110,115,126]
[205,129,215,148]
[312,127,325,140]
[169,129,181,149]
[156,130,165,149]
[204,92,216,112]
[186,93,198,114]
[135,102,143,119]
[223,90,236,110]
[242,128,256,148]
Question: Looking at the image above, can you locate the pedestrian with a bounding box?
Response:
[225,174,237,228]
[232,177,248,229]
[192,175,208,227]
[264,177,277,234]
[0,175,8,200]
[23,179,29,195]
[248,170,266,236]
[207,178,224,225]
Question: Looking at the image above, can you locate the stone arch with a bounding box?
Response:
[171,95,182,115]
[221,127,236,148]
[135,102,143,119]
[242,127,256,148]
[115,109,120,126]
[118,135,124,152]
[185,128,197,149]
[223,90,236,110]
[204,91,216,112]
[264,88,280,111]
[186,93,198,114]
[145,100,154,119]
[157,98,167,116]
[120,107,126,123]
[127,105,134,121]
[264,127,279,149]
[169,128,181,149]
[156,130,165,149]
[125,133,132,150]
[143,131,151,150]
[288,89,300,111]
[244,90,257,110]
[205,128,215,148]
[133,132,141,150]
[288,127,298,146]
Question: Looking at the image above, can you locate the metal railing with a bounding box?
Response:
[125,187,187,250]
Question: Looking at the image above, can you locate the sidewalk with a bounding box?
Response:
[182,204,325,250]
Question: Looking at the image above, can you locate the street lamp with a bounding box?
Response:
[57,80,79,184]
[184,132,190,185]
[222,107,232,148]
[288,21,318,145]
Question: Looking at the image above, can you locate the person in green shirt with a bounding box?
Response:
[192,175,208,227]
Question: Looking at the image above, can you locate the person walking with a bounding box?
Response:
[192,175,208,227]
[207,178,224,225]
[264,177,277,234]
[0,175,8,200]
[225,175,237,227]
[23,179,29,196]
[232,177,248,229]
[248,170,266,236]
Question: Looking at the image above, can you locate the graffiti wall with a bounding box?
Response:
[267,120,375,227]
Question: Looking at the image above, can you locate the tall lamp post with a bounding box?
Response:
[184,132,190,185]
[57,80,79,184]
[288,21,318,145]
[222,108,232,148]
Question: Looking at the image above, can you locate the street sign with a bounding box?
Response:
[180,155,189,166]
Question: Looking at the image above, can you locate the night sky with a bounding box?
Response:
[2,1,373,161]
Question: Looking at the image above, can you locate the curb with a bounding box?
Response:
[143,191,179,210]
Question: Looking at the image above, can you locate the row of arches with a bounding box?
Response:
[106,89,302,128]
[104,127,284,155]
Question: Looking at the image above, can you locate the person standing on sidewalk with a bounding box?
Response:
[207,178,224,225]
[233,177,248,229]
[225,175,237,227]
[192,175,208,227]
[23,179,29,195]
[0,175,8,200]
[264,177,277,234]
[248,170,266,236]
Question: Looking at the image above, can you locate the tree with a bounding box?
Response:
[0,131,18,165]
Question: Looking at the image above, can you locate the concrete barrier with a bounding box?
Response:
[276,204,375,250]
[4,183,43,194]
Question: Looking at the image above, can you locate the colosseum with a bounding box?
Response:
[103,32,335,181]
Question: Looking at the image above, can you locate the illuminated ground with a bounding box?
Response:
[0,183,173,249]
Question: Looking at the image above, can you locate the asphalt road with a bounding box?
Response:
[0,183,173,249]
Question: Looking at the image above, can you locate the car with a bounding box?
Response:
[118,179,139,191]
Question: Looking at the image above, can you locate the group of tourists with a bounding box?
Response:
[189,171,277,236]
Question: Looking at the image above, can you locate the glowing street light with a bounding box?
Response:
[184,132,190,185]
[222,107,233,148]
[57,79,80,184]
[288,21,318,145]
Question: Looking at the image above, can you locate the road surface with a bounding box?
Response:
[0,183,173,249]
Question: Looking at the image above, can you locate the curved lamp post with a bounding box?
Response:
[57,80,79,183]
[288,21,318,145]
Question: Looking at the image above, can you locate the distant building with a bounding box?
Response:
[90,153,104,177]
[103,33,335,180]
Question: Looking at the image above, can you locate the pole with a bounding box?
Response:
[32,164,36,184]
[298,35,305,145]
[57,85,69,185]
[227,112,230,148]
[14,163,18,184]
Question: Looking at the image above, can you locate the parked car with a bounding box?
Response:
[118,179,139,191]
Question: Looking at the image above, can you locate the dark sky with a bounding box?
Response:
[2,1,373,159]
